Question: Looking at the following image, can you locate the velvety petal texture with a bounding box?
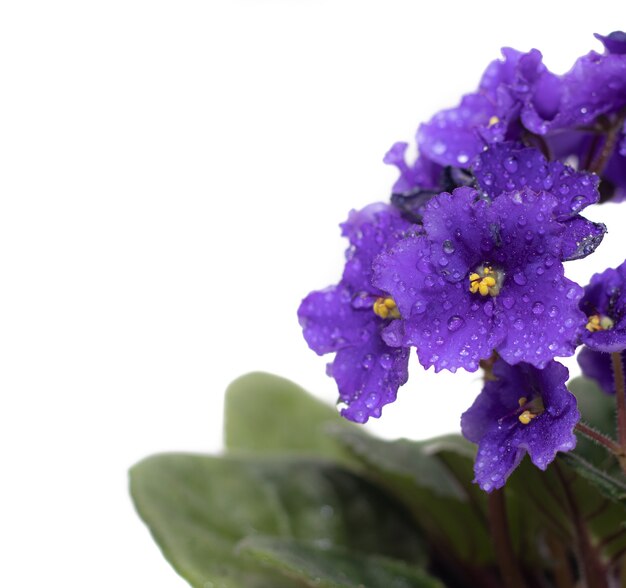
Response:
[298,204,414,423]
[373,187,586,372]
[580,259,626,352]
[472,142,600,220]
[461,359,579,492]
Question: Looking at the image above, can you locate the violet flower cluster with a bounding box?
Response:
[298,32,626,492]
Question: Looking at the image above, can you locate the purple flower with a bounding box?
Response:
[388,33,626,203]
[461,358,579,492]
[577,347,626,395]
[523,41,626,135]
[580,259,626,353]
[298,204,415,423]
[403,48,558,173]
[373,187,586,372]
[472,141,606,261]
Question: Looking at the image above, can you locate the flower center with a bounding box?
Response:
[373,296,400,320]
[469,265,504,297]
[585,313,614,332]
[517,396,544,425]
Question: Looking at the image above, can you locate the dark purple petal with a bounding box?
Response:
[472,142,600,220]
[581,261,626,352]
[577,346,619,394]
[329,332,409,424]
[496,266,584,367]
[372,233,431,319]
[594,31,626,55]
[384,142,442,195]
[479,47,524,98]
[560,216,606,262]
[417,93,496,167]
[461,359,578,491]
[487,191,586,366]
[340,203,412,294]
[298,286,373,355]
[374,231,499,373]
[422,187,492,284]
[376,187,585,371]
[604,146,626,202]
[375,229,506,372]
[524,51,626,134]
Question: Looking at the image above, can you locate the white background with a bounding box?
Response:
[1,1,625,586]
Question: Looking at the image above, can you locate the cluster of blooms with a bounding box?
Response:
[298,32,626,492]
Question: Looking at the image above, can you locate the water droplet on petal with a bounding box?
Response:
[362,354,374,369]
[502,296,515,309]
[503,156,518,172]
[365,392,379,408]
[379,354,393,370]
[447,315,465,332]
[442,239,455,254]
[513,271,527,285]
[532,302,545,315]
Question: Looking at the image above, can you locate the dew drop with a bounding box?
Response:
[442,239,455,254]
[362,354,374,369]
[513,319,524,331]
[433,141,446,155]
[503,156,518,172]
[379,354,393,370]
[570,195,586,213]
[365,392,380,408]
[447,315,465,332]
[513,271,527,285]
[532,302,545,315]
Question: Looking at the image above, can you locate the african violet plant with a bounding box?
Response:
[131,32,626,588]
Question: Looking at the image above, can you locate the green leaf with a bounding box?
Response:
[239,536,444,588]
[224,372,358,466]
[331,428,495,568]
[130,454,425,588]
[506,455,626,565]
[559,452,626,506]
[330,428,469,500]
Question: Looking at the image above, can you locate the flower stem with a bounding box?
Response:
[555,463,609,588]
[575,421,623,456]
[589,109,626,176]
[612,352,626,459]
[487,489,527,588]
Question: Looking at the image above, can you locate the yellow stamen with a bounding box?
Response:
[586,314,614,332]
[468,265,503,297]
[518,410,536,425]
[518,397,527,407]
[488,116,500,127]
[373,297,400,320]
